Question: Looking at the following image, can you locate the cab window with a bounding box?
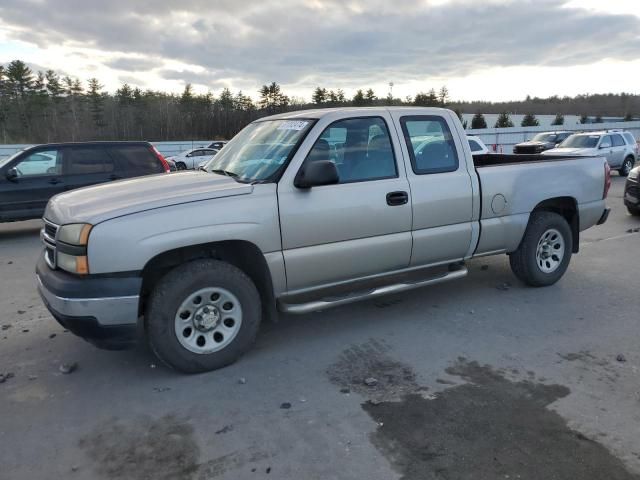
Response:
[400,116,459,174]
[304,117,397,183]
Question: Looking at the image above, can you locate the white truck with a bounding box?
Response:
[36,107,611,372]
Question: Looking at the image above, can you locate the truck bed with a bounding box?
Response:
[472,153,607,256]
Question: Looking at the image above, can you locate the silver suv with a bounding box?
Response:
[544,130,638,176]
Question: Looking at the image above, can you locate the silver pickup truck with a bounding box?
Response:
[36,107,611,372]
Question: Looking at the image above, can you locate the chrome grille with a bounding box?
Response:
[41,219,58,269]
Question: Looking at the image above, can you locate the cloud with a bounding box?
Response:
[106,57,158,71]
[0,0,639,95]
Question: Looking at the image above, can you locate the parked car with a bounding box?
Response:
[0,141,170,223]
[467,135,489,155]
[167,148,219,170]
[624,164,639,216]
[543,130,637,176]
[207,141,228,150]
[165,158,178,172]
[513,131,572,154]
[36,107,610,372]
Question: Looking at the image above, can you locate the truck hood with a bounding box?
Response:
[45,171,253,225]
[541,147,596,156]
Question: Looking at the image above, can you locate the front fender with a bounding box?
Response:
[87,184,281,274]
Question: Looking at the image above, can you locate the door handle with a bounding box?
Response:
[386,191,408,206]
[48,178,62,185]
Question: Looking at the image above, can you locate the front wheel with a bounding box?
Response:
[627,205,640,217]
[619,157,634,177]
[175,161,187,171]
[146,259,261,373]
[509,211,572,287]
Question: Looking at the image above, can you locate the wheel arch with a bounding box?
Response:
[531,196,579,253]
[139,240,277,322]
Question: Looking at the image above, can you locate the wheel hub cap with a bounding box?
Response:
[174,287,242,354]
[194,305,220,331]
[535,228,565,273]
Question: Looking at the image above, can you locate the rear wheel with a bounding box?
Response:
[627,205,640,216]
[619,157,634,177]
[146,259,261,373]
[509,211,572,287]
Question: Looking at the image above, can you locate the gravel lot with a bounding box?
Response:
[1,176,639,480]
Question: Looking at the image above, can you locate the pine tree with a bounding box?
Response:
[365,88,376,105]
[438,86,449,106]
[471,112,487,129]
[494,112,514,128]
[312,87,327,105]
[87,78,105,129]
[594,115,603,123]
[623,112,634,121]
[259,82,288,114]
[551,113,564,126]
[352,89,365,106]
[521,113,539,127]
[579,114,589,124]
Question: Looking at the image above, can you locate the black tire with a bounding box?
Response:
[146,259,261,373]
[627,205,640,217]
[509,211,573,287]
[176,161,187,171]
[619,157,634,177]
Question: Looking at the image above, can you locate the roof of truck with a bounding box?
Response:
[259,106,452,121]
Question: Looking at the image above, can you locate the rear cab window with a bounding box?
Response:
[400,116,459,174]
[468,140,482,152]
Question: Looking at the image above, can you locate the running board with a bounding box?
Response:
[278,266,468,314]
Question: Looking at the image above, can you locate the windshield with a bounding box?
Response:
[560,135,599,148]
[531,133,557,143]
[202,119,315,182]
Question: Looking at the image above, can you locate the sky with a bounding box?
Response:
[0,0,639,102]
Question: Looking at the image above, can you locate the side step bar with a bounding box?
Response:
[278,266,468,314]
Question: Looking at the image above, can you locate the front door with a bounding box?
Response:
[278,114,412,291]
[0,148,65,221]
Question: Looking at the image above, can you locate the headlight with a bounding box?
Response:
[629,167,639,181]
[56,223,92,274]
[57,251,89,275]
[58,223,92,246]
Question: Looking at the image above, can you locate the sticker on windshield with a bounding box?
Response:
[277,120,309,131]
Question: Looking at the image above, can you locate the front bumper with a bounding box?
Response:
[36,256,141,350]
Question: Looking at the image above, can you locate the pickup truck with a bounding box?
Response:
[36,107,611,373]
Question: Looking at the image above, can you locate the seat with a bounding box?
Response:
[349,134,395,180]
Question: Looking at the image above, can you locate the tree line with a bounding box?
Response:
[0,59,638,144]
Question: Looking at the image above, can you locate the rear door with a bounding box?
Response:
[390,112,475,266]
[610,134,626,167]
[62,146,117,192]
[0,148,65,220]
[278,113,412,291]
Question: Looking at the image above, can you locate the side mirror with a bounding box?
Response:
[295,160,339,189]
[599,142,611,149]
[5,167,18,181]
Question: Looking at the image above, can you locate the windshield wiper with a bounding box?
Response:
[210,169,239,179]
